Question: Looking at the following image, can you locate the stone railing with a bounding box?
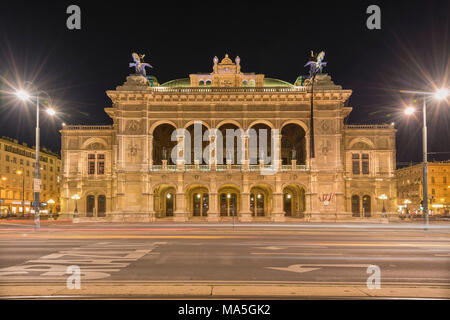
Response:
[147,164,310,172]
[63,125,113,130]
[344,124,393,129]
[151,87,306,93]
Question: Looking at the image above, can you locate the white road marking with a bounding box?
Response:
[0,241,166,281]
[266,264,373,274]
[254,246,286,250]
[252,252,343,256]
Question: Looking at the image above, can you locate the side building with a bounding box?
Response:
[396,161,450,215]
[60,54,397,221]
[0,137,62,216]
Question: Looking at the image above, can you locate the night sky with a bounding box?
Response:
[0,0,448,164]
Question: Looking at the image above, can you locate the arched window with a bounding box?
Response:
[363,195,371,217]
[199,80,205,86]
[98,195,106,217]
[205,80,212,86]
[351,195,360,217]
[281,123,307,165]
[242,80,248,87]
[86,195,95,217]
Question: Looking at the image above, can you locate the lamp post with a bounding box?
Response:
[402,88,449,230]
[71,194,80,219]
[15,85,56,229]
[378,194,388,218]
[404,199,412,218]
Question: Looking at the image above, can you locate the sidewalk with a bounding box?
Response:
[1,282,449,299]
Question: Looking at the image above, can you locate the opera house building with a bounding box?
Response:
[60,54,397,222]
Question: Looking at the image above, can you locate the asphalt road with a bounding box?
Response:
[0,221,449,298]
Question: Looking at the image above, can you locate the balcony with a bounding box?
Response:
[63,125,113,131]
[148,163,309,173]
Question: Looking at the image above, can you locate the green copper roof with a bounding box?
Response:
[161,77,293,87]
[161,78,191,87]
[263,78,294,87]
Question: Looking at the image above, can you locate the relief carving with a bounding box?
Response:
[318,120,334,134]
[125,120,141,134]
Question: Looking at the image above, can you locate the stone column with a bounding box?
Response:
[174,174,187,221]
[208,181,219,222]
[272,131,282,173]
[272,181,285,222]
[148,135,153,170]
[209,130,217,171]
[176,131,185,171]
[147,191,155,222]
[240,181,252,222]
[243,134,249,171]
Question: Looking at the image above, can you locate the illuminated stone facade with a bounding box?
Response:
[60,55,397,221]
[0,137,61,216]
[396,162,450,215]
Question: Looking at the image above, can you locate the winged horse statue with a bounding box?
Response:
[129,52,153,76]
[304,51,327,78]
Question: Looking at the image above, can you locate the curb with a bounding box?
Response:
[1,283,449,299]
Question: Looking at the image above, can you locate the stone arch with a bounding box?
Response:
[149,120,178,135]
[218,184,241,217]
[153,184,177,218]
[185,184,210,217]
[349,138,375,149]
[183,120,211,130]
[282,184,306,217]
[246,119,275,131]
[216,119,243,130]
[281,123,307,165]
[249,183,273,217]
[81,137,108,150]
[280,119,309,134]
[152,122,178,165]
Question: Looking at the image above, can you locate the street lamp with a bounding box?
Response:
[71,194,80,218]
[15,84,56,229]
[402,87,449,230]
[378,194,388,218]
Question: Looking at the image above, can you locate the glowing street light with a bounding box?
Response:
[378,194,388,218]
[15,90,30,101]
[401,87,449,230]
[14,84,56,229]
[46,108,56,116]
[434,88,449,100]
[404,106,415,115]
[71,194,80,218]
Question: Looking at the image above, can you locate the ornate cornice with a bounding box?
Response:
[106,88,352,104]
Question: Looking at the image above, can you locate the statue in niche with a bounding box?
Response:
[291,148,297,160]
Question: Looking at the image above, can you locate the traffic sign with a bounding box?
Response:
[33,179,41,192]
